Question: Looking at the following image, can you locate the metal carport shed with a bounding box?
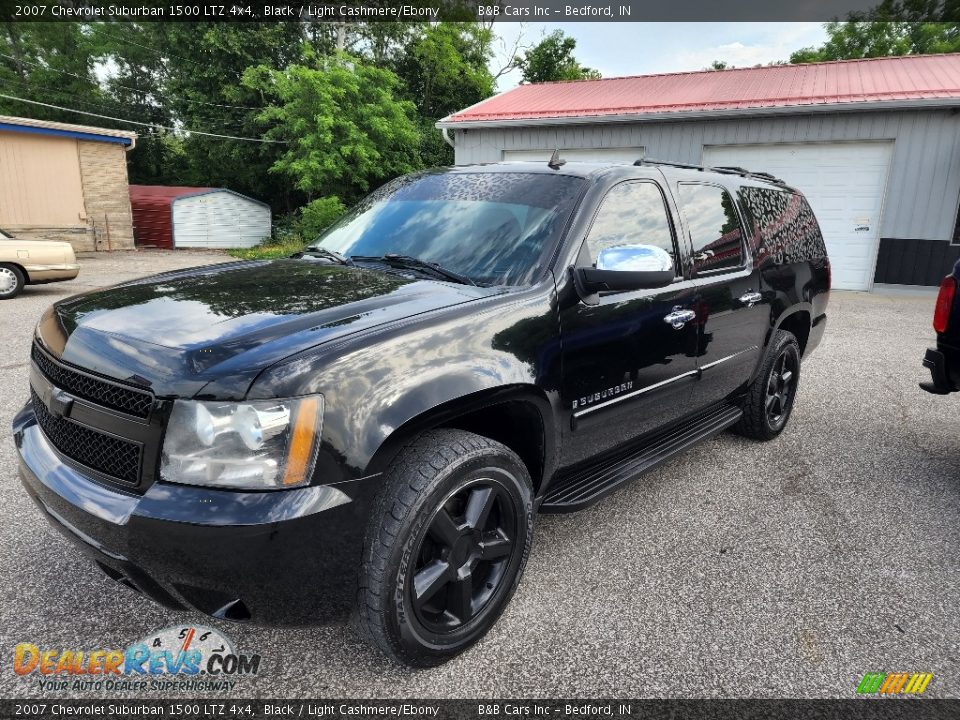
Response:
[129,185,270,250]
[438,54,960,290]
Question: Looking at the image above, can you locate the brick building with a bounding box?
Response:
[0,115,137,251]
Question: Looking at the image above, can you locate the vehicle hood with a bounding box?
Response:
[37,259,500,398]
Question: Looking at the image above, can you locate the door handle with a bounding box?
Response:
[739,291,762,306]
[663,308,696,329]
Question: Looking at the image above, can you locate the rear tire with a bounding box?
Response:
[734,329,801,441]
[0,263,25,299]
[355,429,533,667]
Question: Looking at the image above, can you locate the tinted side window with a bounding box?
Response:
[738,186,827,264]
[585,182,677,270]
[677,184,744,273]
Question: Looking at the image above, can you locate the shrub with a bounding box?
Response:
[298,196,346,242]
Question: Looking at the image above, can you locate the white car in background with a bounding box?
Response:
[0,229,80,299]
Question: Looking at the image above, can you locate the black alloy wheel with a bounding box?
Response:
[356,429,533,667]
[734,329,801,441]
[765,345,798,430]
[410,480,517,633]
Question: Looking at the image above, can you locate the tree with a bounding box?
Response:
[84,22,186,186]
[707,60,731,70]
[790,0,960,62]
[394,23,494,122]
[243,53,421,202]
[517,30,600,83]
[393,23,496,166]
[155,23,310,212]
[0,22,109,124]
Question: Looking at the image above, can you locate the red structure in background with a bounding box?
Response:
[129,185,213,249]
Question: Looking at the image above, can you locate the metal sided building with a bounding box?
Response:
[129,185,271,249]
[438,54,960,291]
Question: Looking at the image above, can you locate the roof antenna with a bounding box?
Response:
[548,149,566,170]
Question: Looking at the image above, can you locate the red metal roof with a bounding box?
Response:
[443,54,960,124]
[129,185,215,249]
[130,185,214,200]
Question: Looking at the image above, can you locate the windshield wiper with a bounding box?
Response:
[294,247,353,265]
[350,254,476,286]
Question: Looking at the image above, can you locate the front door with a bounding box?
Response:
[559,180,699,468]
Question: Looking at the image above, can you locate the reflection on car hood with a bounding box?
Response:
[39,259,500,397]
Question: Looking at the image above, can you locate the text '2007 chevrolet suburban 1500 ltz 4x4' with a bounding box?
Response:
[13,158,829,667]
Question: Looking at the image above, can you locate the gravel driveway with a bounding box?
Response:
[1,251,957,699]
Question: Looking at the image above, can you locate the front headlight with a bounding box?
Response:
[160,395,324,490]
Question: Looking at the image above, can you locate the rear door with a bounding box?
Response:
[671,181,768,409]
[559,179,699,467]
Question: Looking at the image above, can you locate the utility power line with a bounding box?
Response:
[0,74,265,132]
[0,76,143,115]
[87,24,210,70]
[0,52,262,112]
[0,92,288,145]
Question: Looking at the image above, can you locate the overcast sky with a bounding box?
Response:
[492,22,829,90]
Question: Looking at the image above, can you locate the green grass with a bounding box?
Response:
[227,236,309,260]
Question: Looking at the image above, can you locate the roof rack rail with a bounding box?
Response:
[748,171,785,184]
[711,165,750,175]
[634,158,703,170]
[637,158,786,186]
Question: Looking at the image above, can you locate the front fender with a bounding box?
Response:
[249,286,563,484]
[365,384,556,479]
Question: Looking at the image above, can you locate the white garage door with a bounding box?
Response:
[503,147,643,164]
[703,142,894,291]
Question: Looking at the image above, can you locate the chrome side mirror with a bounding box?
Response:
[577,243,676,295]
[596,244,675,274]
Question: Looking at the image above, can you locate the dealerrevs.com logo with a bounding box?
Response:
[13,625,261,693]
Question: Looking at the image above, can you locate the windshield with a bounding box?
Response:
[313,171,585,286]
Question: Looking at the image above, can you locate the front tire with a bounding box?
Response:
[355,430,533,667]
[0,263,25,299]
[735,329,801,441]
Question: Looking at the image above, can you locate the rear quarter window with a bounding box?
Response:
[737,186,827,264]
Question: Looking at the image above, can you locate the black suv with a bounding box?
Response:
[13,160,829,667]
[921,257,959,395]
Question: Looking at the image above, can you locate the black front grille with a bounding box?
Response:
[31,389,142,484]
[31,344,153,418]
